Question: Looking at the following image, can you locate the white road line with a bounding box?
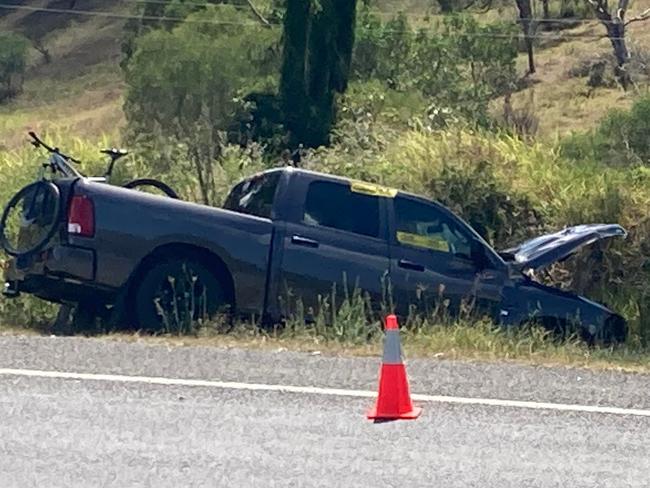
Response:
[1,367,649,418]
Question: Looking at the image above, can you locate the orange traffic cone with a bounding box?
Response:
[367,314,422,420]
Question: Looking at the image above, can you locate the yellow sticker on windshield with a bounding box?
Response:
[350,181,398,198]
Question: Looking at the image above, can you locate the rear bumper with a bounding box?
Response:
[7,244,95,282]
[3,245,113,304]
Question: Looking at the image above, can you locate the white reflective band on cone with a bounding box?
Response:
[382,330,403,364]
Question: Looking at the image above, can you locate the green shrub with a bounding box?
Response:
[351,11,518,125]
[562,95,650,166]
[124,6,280,205]
[427,160,543,247]
[0,32,29,102]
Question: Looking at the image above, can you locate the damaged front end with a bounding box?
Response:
[499,224,627,272]
[497,224,628,344]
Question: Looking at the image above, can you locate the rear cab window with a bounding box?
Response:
[224,172,281,219]
[302,180,382,238]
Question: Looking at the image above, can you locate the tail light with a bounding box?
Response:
[67,195,95,237]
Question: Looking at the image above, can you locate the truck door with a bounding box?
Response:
[276,178,390,318]
[388,195,505,320]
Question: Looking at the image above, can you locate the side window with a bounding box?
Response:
[394,197,473,259]
[223,172,280,219]
[303,181,380,238]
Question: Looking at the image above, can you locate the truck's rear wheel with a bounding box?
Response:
[134,259,227,333]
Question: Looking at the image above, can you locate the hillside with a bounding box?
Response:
[0,0,127,149]
[506,5,650,136]
[0,0,649,149]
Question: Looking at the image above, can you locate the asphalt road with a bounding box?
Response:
[0,335,649,487]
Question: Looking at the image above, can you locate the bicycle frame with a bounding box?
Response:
[37,151,83,180]
[29,132,83,181]
[26,132,177,198]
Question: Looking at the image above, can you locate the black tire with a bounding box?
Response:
[0,181,61,257]
[134,259,227,333]
[591,315,627,346]
[122,179,179,199]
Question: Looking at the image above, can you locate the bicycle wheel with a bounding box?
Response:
[122,179,179,199]
[0,181,61,257]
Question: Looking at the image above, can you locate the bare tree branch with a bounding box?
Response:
[587,0,608,15]
[585,0,631,89]
[625,7,650,26]
[615,0,629,22]
[246,0,271,28]
[516,0,535,73]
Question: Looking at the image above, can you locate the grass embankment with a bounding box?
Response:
[0,3,126,149]
[3,320,650,374]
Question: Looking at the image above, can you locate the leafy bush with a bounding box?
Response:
[124,6,280,205]
[352,11,518,125]
[0,32,29,102]
[561,95,650,166]
[427,161,543,247]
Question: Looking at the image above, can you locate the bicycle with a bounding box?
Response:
[0,132,178,258]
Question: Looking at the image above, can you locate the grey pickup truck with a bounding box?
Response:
[2,165,627,342]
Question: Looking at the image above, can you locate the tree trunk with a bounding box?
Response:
[608,23,630,90]
[331,0,356,93]
[279,0,311,146]
[280,0,357,148]
[541,0,550,19]
[437,0,455,13]
[592,3,631,89]
[516,0,535,74]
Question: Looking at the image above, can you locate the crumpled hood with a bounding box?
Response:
[499,224,627,271]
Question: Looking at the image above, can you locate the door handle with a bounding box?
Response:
[398,259,425,272]
[291,235,319,248]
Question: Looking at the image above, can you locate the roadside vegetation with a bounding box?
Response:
[1,0,650,370]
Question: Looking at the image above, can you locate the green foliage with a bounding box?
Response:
[434,0,484,13]
[352,11,518,124]
[427,160,543,247]
[124,6,280,204]
[126,137,267,206]
[561,95,650,166]
[281,281,383,345]
[0,32,29,102]
[121,0,212,67]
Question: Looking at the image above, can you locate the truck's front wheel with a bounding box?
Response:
[134,259,228,333]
